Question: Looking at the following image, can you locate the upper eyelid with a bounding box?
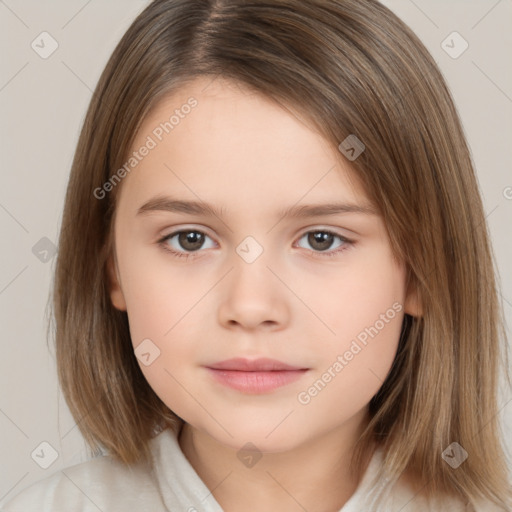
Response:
[160,226,353,246]
[161,225,352,236]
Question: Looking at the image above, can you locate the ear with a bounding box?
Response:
[106,254,127,311]
[403,275,422,317]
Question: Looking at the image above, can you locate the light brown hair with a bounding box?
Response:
[52,0,511,508]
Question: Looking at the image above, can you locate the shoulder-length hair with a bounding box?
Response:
[52,0,511,508]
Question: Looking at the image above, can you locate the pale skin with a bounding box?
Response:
[108,76,421,511]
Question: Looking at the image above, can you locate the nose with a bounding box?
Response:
[217,252,290,332]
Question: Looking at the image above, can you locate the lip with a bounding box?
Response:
[207,357,305,371]
[204,358,309,394]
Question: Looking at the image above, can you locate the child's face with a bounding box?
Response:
[108,76,418,452]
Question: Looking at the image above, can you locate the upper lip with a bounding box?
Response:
[206,358,306,371]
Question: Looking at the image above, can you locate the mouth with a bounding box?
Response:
[204,358,310,394]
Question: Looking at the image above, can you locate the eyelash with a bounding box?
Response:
[157,228,354,260]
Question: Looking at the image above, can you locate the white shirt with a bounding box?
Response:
[0,426,496,511]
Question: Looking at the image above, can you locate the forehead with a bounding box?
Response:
[117,77,370,215]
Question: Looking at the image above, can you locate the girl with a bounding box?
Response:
[2,0,511,510]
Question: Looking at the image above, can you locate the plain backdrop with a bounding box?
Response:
[1,0,511,504]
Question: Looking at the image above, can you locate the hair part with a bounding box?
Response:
[52,0,511,508]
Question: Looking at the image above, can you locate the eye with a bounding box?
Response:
[295,229,352,257]
[158,228,353,260]
[158,229,216,259]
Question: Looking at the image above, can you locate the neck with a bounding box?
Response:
[178,410,372,512]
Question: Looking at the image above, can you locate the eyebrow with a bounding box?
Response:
[136,195,377,219]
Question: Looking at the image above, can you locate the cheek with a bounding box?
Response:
[116,247,212,395]
[117,242,206,345]
[295,250,406,405]
[119,263,206,414]
[300,245,406,350]
[294,294,405,423]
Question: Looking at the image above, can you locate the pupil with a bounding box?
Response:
[179,231,204,251]
[309,232,333,251]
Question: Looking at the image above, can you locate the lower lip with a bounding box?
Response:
[205,368,308,394]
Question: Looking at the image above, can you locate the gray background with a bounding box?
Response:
[1,0,511,504]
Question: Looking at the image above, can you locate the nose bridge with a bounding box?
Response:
[217,233,289,330]
[230,234,276,297]
[235,234,267,266]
